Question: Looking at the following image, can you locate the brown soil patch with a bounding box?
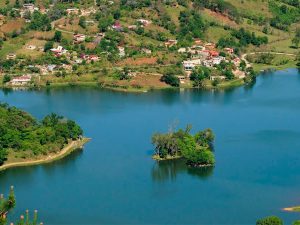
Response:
[117,57,157,66]
[204,9,237,27]
[116,73,168,88]
[0,19,25,33]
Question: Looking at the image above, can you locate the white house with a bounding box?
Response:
[10,75,31,86]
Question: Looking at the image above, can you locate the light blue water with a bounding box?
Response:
[1,69,300,224]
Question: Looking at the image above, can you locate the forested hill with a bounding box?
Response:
[0,103,83,165]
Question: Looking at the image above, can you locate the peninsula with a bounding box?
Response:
[152,125,215,167]
[0,103,88,171]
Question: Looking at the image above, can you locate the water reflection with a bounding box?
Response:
[151,158,214,182]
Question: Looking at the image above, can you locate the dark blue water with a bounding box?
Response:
[1,69,300,224]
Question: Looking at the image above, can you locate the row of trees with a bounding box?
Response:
[0,103,83,166]
[152,125,215,167]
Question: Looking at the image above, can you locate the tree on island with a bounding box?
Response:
[256,216,283,225]
[152,125,215,167]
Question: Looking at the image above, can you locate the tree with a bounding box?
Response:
[292,28,300,48]
[256,216,283,225]
[0,186,16,225]
[79,16,86,29]
[2,75,11,84]
[53,30,62,42]
[160,73,180,87]
[190,66,211,87]
[44,41,54,52]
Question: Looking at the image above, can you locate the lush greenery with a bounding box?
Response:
[1,186,42,225]
[0,103,83,166]
[152,125,215,167]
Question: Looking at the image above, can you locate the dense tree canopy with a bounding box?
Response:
[152,125,215,167]
[0,103,83,166]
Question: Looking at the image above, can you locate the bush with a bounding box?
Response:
[160,74,180,87]
[256,216,283,225]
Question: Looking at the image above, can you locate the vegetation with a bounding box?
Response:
[152,125,215,167]
[256,216,283,225]
[0,103,83,166]
[0,186,42,225]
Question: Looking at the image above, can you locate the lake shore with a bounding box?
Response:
[1,65,298,93]
[0,138,90,171]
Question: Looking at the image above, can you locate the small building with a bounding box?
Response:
[112,21,123,32]
[137,19,151,26]
[73,34,86,43]
[164,39,177,48]
[224,47,234,54]
[6,53,16,60]
[182,59,202,71]
[89,55,99,61]
[178,48,187,53]
[10,75,31,86]
[118,46,125,57]
[142,48,152,55]
[50,46,68,56]
[66,8,79,15]
[128,25,137,30]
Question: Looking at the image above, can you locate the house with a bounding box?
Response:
[47,64,57,72]
[118,46,125,57]
[137,19,151,26]
[164,39,177,48]
[178,48,187,53]
[6,53,16,60]
[224,47,234,54]
[182,59,202,71]
[209,50,219,57]
[50,46,68,56]
[128,25,137,30]
[73,34,86,43]
[142,48,152,55]
[66,8,79,15]
[10,75,31,86]
[112,21,123,31]
[89,55,99,61]
[194,38,203,46]
[210,75,226,81]
[23,4,35,12]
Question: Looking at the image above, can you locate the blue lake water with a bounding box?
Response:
[1,69,300,224]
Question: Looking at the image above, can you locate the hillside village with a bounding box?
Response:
[0,0,299,90]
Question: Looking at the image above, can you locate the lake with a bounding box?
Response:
[1,69,300,224]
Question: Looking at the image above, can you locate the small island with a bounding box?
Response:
[151,125,215,167]
[0,103,88,170]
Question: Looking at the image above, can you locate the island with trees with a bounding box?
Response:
[151,125,215,167]
[0,103,89,170]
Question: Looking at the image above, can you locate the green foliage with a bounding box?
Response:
[2,75,11,84]
[29,11,51,31]
[44,41,54,52]
[256,216,283,225]
[293,221,300,225]
[53,31,62,43]
[190,66,211,87]
[0,186,16,225]
[160,73,180,87]
[79,16,86,29]
[152,125,215,167]
[292,28,300,48]
[0,104,83,166]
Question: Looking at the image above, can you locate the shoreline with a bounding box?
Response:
[1,66,298,93]
[0,138,90,172]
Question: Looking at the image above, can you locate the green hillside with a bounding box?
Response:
[0,0,299,90]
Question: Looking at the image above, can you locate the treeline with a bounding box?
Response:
[193,0,240,21]
[0,103,83,166]
[152,125,215,167]
[217,28,268,49]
